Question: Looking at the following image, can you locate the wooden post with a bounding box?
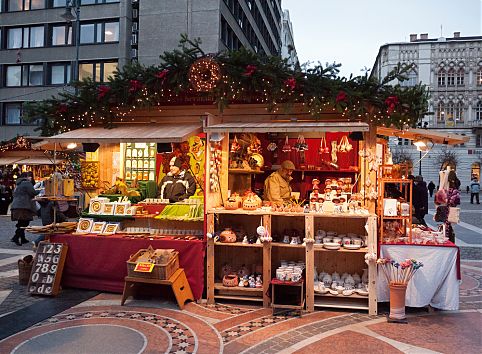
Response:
[206,213,215,304]
[305,215,314,312]
[367,215,378,315]
[262,214,272,307]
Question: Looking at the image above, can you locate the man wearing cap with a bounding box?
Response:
[158,156,196,203]
[263,160,295,206]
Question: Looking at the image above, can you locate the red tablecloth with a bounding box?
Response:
[50,234,205,300]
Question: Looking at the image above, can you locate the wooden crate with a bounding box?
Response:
[127,249,179,280]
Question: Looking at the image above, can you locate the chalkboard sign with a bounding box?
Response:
[28,242,68,296]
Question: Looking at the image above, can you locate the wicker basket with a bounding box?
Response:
[18,255,34,285]
[127,249,179,280]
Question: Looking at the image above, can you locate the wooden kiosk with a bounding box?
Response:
[204,107,379,315]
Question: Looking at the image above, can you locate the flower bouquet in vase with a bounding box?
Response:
[377,258,423,322]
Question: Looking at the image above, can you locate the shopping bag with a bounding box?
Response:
[447,207,460,224]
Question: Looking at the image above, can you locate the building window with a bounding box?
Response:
[477,134,482,148]
[456,69,464,86]
[80,21,119,44]
[477,69,482,86]
[475,101,482,121]
[5,64,44,87]
[51,24,72,46]
[4,103,22,125]
[436,102,445,123]
[7,0,45,11]
[446,101,455,126]
[52,1,68,7]
[7,26,44,48]
[437,69,446,87]
[78,61,117,82]
[455,102,464,123]
[401,70,417,87]
[48,62,71,84]
[447,69,455,86]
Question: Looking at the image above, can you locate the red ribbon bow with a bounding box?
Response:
[335,91,347,103]
[284,77,296,90]
[385,95,399,114]
[129,79,143,93]
[97,85,111,99]
[155,69,169,80]
[243,65,257,77]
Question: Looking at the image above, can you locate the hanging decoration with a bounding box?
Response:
[282,136,291,153]
[230,135,241,153]
[209,141,222,192]
[338,135,353,152]
[331,140,338,164]
[189,57,221,92]
[318,133,329,155]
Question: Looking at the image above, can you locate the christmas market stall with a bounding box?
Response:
[24,37,431,309]
[375,127,469,311]
[33,121,206,300]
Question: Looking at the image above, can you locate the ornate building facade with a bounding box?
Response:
[372,32,482,187]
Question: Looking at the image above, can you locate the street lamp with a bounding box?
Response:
[60,0,81,94]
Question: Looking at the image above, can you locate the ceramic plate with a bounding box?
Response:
[343,244,361,250]
[356,289,369,296]
[323,242,340,250]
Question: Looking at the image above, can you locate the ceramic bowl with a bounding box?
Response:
[323,242,340,250]
[344,244,361,250]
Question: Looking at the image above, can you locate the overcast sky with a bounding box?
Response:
[282,0,482,78]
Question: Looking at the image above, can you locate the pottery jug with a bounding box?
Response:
[220,228,237,243]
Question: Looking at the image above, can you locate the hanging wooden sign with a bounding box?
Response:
[27,242,68,296]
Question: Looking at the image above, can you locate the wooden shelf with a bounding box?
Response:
[213,283,264,302]
[228,168,265,174]
[214,295,264,302]
[207,208,376,219]
[313,297,369,310]
[313,245,368,253]
[272,243,305,248]
[214,242,263,248]
[380,216,411,220]
[214,282,263,293]
[314,292,369,299]
[269,169,358,174]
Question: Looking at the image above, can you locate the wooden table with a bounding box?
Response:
[271,279,305,316]
[121,268,194,309]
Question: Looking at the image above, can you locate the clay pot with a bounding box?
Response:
[219,228,237,243]
[389,282,407,320]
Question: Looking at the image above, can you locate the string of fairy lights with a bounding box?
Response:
[28,53,428,135]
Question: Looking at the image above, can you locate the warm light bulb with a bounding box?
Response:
[67,142,78,149]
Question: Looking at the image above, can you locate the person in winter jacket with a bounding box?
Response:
[158,156,196,203]
[263,160,295,206]
[470,177,480,204]
[10,172,39,246]
[412,175,428,226]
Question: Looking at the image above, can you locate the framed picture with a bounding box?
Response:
[103,203,115,215]
[114,202,129,215]
[125,206,138,215]
[76,218,94,233]
[89,199,105,214]
[91,222,106,234]
[103,223,120,234]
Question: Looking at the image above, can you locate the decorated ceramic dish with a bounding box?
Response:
[323,242,340,250]
[343,244,361,250]
[76,218,94,233]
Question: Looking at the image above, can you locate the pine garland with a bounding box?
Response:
[23,34,429,136]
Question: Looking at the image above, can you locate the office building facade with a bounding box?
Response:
[0,0,288,140]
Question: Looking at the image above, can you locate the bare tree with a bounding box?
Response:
[391,148,413,165]
[436,149,459,171]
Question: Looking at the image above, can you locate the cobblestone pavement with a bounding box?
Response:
[0,211,480,353]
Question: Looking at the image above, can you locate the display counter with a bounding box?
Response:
[50,233,205,300]
[377,242,460,310]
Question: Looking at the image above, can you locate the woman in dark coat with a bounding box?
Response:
[412,176,428,226]
[10,172,39,246]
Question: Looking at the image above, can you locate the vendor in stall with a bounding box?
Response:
[263,160,295,206]
[158,156,196,203]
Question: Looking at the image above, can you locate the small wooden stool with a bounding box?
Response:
[271,279,305,317]
[121,268,194,309]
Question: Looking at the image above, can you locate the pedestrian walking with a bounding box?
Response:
[470,177,480,204]
[33,200,67,248]
[10,172,39,246]
[427,181,436,197]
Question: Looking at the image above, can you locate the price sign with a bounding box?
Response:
[28,242,68,296]
[134,262,154,273]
